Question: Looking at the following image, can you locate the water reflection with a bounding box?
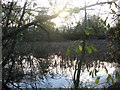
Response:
[8,55,119,88]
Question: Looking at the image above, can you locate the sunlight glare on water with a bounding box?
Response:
[8,55,119,88]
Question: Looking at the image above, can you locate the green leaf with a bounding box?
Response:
[15,17,19,21]
[115,72,120,79]
[107,24,110,29]
[66,48,71,56]
[86,27,93,30]
[84,30,90,35]
[78,45,82,51]
[104,66,108,74]
[90,44,97,51]
[95,77,100,84]
[85,46,92,54]
[75,46,79,53]
[111,9,116,13]
[107,74,111,83]
[95,79,99,84]
[111,78,114,85]
[75,45,82,53]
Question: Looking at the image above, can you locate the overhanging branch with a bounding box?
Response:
[2,1,114,41]
[2,21,37,41]
[80,2,113,10]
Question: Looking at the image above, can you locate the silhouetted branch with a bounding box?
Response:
[2,21,37,41]
[18,2,27,27]
[80,2,113,10]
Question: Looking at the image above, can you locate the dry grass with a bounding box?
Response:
[16,40,111,63]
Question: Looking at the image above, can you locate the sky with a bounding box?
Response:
[3,0,120,27]
[49,0,120,27]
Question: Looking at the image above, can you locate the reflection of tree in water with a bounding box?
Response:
[2,0,120,89]
[3,56,50,83]
[48,55,76,76]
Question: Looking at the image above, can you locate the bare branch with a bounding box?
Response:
[2,1,114,41]
[18,2,27,27]
[3,2,14,34]
[79,2,113,10]
[2,21,37,40]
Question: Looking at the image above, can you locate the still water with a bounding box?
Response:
[8,55,119,88]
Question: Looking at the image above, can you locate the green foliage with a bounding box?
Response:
[85,44,97,54]
[65,15,106,40]
[85,46,92,54]
[104,67,115,85]
[95,77,100,84]
[89,44,97,51]
[111,9,116,13]
[92,66,120,87]
[84,30,91,35]
[115,72,120,80]
[61,14,107,40]
[116,72,120,79]
[107,74,112,83]
[66,48,72,56]
[84,27,93,35]
[75,45,82,53]
[93,67,119,86]
[107,23,120,42]
[112,78,115,85]
[107,23,120,64]
[107,24,110,29]
[106,74,114,85]
[85,27,93,30]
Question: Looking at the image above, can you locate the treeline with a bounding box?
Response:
[19,15,108,42]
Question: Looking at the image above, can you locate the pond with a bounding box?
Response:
[7,55,120,88]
